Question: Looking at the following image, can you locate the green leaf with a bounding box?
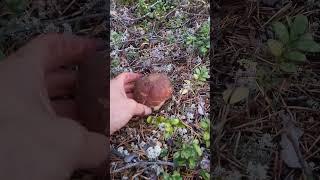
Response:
[200,170,210,180]
[193,143,202,156]
[200,46,208,55]
[280,63,297,73]
[193,139,199,144]
[300,33,313,40]
[188,159,196,169]
[173,152,180,159]
[291,15,308,38]
[200,121,208,129]
[181,149,190,159]
[195,68,200,74]
[160,148,168,157]
[165,123,173,133]
[203,131,210,141]
[170,118,180,125]
[273,22,289,43]
[284,51,306,62]
[205,141,210,148]
[172,170,181,177]
[146,116,153,124]
[291,40,320,52]
[177,160,185,166]
[156,116,166,124]
[223,87,249,104]
[193,74,199,80]
[164,132,171,139]
[267,39,283,56]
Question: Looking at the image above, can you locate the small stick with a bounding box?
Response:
[262,2,292,28]
[111,161,175,173]
[62,0,77,15]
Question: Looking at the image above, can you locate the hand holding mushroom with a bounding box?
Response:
[110,72,152,134]
[110,73,173,134]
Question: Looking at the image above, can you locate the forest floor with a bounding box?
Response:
[110,0,210,179]
[212,0,320,179]
[1,0,320,180]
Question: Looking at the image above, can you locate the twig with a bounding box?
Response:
[61,0,77,15]
[0,13,107,36]
[51,12,107,24]
[262,2,292,28]
[111,161,175,173]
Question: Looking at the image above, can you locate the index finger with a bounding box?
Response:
[23,33,104,71]
[115,72,142,84]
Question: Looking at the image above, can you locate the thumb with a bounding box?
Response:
[76,130,108,169]
[56,117,107,170]
[128,99,152,116]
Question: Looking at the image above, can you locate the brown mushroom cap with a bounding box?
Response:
[133,73,173,110]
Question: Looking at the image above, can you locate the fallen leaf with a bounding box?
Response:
[279,112,303,168]
[180,88,188,95]
[198,97,205,115]
[223,87,249,104]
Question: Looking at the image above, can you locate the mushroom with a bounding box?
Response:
[133,73,173,111]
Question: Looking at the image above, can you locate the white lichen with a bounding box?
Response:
[117,146,129,156]
[146,145,162,160]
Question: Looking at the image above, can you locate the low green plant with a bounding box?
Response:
[138,0,149,16]
[147,116,185,139]
[200,118,210,148]
[111,31,125,49]
[166,33,176,44]
[138,0,174,19]
[167,16,184,29]
[185,20,210,56]
[111,57,120,68]
[267,14,320,73]
[173,139,202,169]
[117,0,135,6]
[193,66,210,82]
[200,169,210,180]
[163,171,183,180]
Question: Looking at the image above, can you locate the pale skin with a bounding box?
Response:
[0,33,151,180]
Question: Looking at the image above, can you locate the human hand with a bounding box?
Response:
[110,72,152,134]
[0,33,107,180]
